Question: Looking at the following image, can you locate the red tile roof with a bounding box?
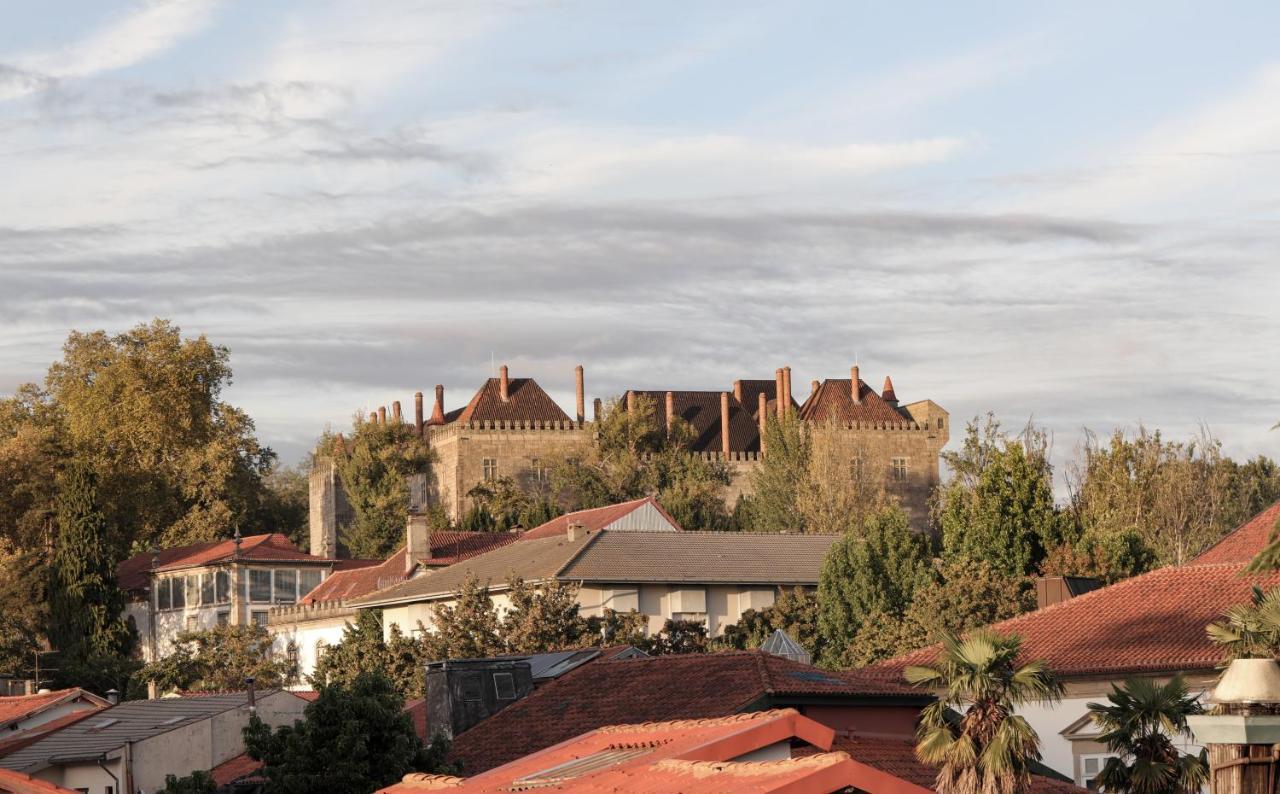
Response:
[210,752,264,786]
[1193,501,1280,564]
[453,377,570,424]
[797,378,907,424]
[301,534,520,604]
[382,710,884,793]
[520,497,683,541]
[0,768,78,793]
[0,690,106,728]
[118,534,332,591]
[447,651,925,775]
[734,378,799,421]
[625,390,762,453]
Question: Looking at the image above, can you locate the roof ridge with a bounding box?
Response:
[553,528,606,578]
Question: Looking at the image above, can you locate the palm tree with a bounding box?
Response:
[1205,585,1280,656]
[905,629,1063,794]
[1086,676,1207,793]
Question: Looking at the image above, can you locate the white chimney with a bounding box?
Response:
[406,512,431,574]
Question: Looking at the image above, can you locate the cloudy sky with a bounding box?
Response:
[1,1,1278,470]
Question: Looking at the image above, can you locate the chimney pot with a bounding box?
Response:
[782,367,792,418]
[368,411,377,425]
[431,385,445,425]
[407,511,431,574]
[774,369,784,419]
[811,379,819,396]
[851,366,861,404]
[106,688,120,706]
[733,380,743,403]
[720,391,731,456]
[574,365,585,424]
[391,401,402,424]
[377,406,387,425]
[626,391,636,414]
[414,392,424,436]
[499,365,510,402]
[665,391,675,433]
[757,392,768,455]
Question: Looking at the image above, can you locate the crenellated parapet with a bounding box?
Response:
[268,599,357,626]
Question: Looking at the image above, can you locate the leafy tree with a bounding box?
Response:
[139,624,297,694]
[0,383,63,550]
[311,610,427,699]
[938,417,1066,577]
[644,618,709,655]
[160,771,218,793]
[245,671,450,794]
[550,395,730,529]
[501,577,590,653]
[1244,514,1280,573]
[466,477,558,531]
[907,630,1063,794]
[1087,676,1206,794]
[420,573,503,661]
[256,465,311,551]
[585,608,649,647]
[1040,529,1157,583]
[817,506,933,665]
[0,537,47,678]
[797,421,891,535]
[739,413,810,532]
[48,462,134,690]
[1206,585,1280,659]
[327,418,433,559]
[716,587,821,659]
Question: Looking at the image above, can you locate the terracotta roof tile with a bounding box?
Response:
[797,378,907,424]
[1194,500,1280,564]
[0,690,105,728]
[454,377,570,424]
[520,497,683,541]
[734,379,798,420]
[447,651,925,775]
[625,390,761,453]
[0,768,78,793]
[210,752,264,786]
[118,534,331,592]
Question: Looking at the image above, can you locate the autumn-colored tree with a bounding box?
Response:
[139,624,297,694]
[0,538,45,678]
[420,573,503,661]
[311,610,428,699]
[327,419,433,559]
[739,414,809,532]
[716,587,822,659]
[644,618,709,655]
[501,577,590,653]
[466,477,558,531]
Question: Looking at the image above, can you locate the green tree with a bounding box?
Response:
[48,462,134,690]
[585,608,649,647]
[907,630,1063,794]
[311,610,428,699]
[1040,529,1157,583]
[501,577,590,653]
[0,538,47,678]
[550,395,730,529]
[327,418,433,559]
[644,618,709,655]
[160,771,218,793]
[1087,676,1206,794]
[716,587,821,659]
[139,624,297,694]
[1206,585,1280,659]
[739,414,809,532]
[466,477,558,531]
[420,573,503,661]
[245,671,450,794]
[255,465,311,551]
[939,417,1066,577]
[817,506,933,665]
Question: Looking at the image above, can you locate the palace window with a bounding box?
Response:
[482,458,498,480]
[171,577,186,610]
[249,569,273,603]
[300,569,323,598]
[157,579,171,611]
[891,457,909,482]
[530,458,548,483]
[200,573,215,605]
[215,571,230,603]
[185,576,199,608]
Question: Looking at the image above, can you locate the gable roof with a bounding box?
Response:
[0,691,298,774]
[624,390,761,453]
[797,378,907,424]
[0,768,78,793]
[118,534,332,592]
[0,690,107,729]
[558,531,839,585]
[1193,500,1280,565]
[453,377,570,424]
[520,497,683,541]
[447,650,926,775]
[301,534,520,604]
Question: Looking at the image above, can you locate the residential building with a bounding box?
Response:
[0,768,76,794]
[0,690,308,794]
[116,532,373,662]
[350,521,839,640]
[868,500,1280,787]
[0,691,109,758]
[517,495,683,539]
[311,362,948,537]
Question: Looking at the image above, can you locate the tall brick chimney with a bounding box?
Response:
[431,385,445,425]
[626,391,635,414]
[851,366,861,404]
[368,412,377,425]
[774,369,784,420]
[392,401,402,424]
[782,367,792,418]
[377,406,387,425]
[733,380,743,403]
[882,376,898,406]
[499,365,510,402]
[720,391,730,456]
[593,398,602,422]
[757,392,768,455]
[665,391,675,434]
[575,365,585,424]
[414,392,424,436]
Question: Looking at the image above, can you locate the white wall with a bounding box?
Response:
[271,617,351,682]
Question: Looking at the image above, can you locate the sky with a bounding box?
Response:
[1,1,1278,471]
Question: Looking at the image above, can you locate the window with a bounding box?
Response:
[530,458,548,484]
[493,672,517,700]
[251,611,269,628]
[216,611,229,627]
[315,640,328,663]
[891,457,909,482]
[460,672,484,701]
[171,577,186,610]
[215,570,230,603]
[201,573,214,605]
[482,458,498,481]
[1079,754,1115,789]
[249,570,272,603]
[937,417,944,429]
[300,569,323,598]
[275,569,298,604]
[157,579,171,611]
[185,576,199,608]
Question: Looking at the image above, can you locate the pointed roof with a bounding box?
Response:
[118,534,333,592]
[452,377,570,424]
[520,497,683,540]
[0,690,108,728]
[760,629,811,665]
[796,378,906,424]
[881,375,897,404]
[1193,500,1280,565]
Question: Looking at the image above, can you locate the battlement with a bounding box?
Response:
[427,419,593,442]
[690,451,764,463]
[268,599,357,626]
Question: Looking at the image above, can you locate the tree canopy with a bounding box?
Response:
[139,624,297,695]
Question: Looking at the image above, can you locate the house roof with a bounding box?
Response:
[447,650,926,775]
[797,379,907,424]
[0,691,297,774]
[301,534,520,604]
[384,709,866,793]
[1193,500,1280,565]
[118,534,332,592]
[624,390,761,453]
[453,377,570,424]
[210,752,264,787]
[0,768,78,793]
[734,378,799,421]
[0,690,107,729]
[520,497,683,541]
[558,531,839,585]
[0,711,106,761]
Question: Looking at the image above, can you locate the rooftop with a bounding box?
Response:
[118,534,332,592]
[519,496,682,540]
[0,690,106,729]
[624,389,762,453]
[0,768,77,793]
[451,376,570,424]
[797,378,908,424]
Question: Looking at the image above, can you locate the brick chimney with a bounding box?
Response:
[758,392,768,455]
[431,385,445,425]
[782,367,792,418]
[391,401,402,424]
[851,366,861,404]
[882,376,898,406]
[368,411,377,425]
[567,521,586,542]
[665,391,675,434]
[593,397,602,422]
[811,379,819,396]
[733,380,743,403]
[774,369,784,419]
[720,391,730,456]
[377,406,387,424]
[626,391,635,414]
[575,365,585,424]
[407,511,431,574]
[499,365,510,402]
[414,392,424,436]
